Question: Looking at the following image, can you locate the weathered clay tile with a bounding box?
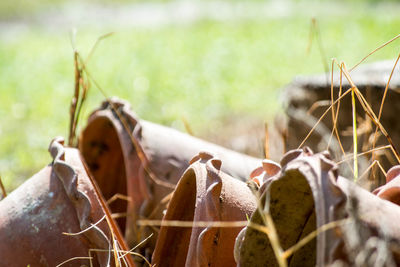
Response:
[152,152,257,267]
[0,137,134,267]
[79,98,261,256]
[373,165,400,205]
[236,149,400,267]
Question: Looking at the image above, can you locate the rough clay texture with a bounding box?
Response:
[0,138,132,267]
[280,60,400,187]
[237,148,400,267]
[79,98,261,258]
[152,151,257,267]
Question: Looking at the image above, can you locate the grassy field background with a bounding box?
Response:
[1,0,400,190]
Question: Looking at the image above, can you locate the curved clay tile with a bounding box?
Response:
[79,98,261,257]
[373,165,400,206]
[236,149,400,267]
[152,152,257,267]
[0,137,134,267]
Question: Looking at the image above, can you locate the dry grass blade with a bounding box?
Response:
[145,192,174,224]
[307,18,329,80]
[89,250,95,267]
[306,18,314,54]
[350,33,400,72]
[307,100,331,115]
[120,233,154,258]
[337,145,391,165]
[370,54,400,179]
[329,59,336,136]
[249,185,287,267]
[90,248,152,266]
[351,88,358,181]
[282,219,350,259]
[137,219,249,228]
[62,215,106,236]
[264,212,287,267]
[56,256,93,267]
[330,62,360,181]
[357,160,387,181]
[111,213,128,219]
[160,191,173,205]
[68,51,90,147]
[375,54,400,135]
[326,60,356,176]
[353,87,400,163]
[81,147,135,266]
[328,59,336,148]
[73,70,89,142]
[247,221,270,236]
[69,32,114,147]
[105,215,119,267]
[68,50,81,147]
[328,60,345,152]
[340,63,400,178]
[181,116,194,136]
[85,32,114,65]
[106,193,132,205]
[297,88,352,149]
[264,122,269,159]
[280,127,288,155]
[337,63,400,164]
[142,192,175,226]
[0,175,6,199]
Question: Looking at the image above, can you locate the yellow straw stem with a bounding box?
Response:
[351,88,358,181]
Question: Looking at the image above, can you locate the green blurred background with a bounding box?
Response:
[1,0,400,190]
